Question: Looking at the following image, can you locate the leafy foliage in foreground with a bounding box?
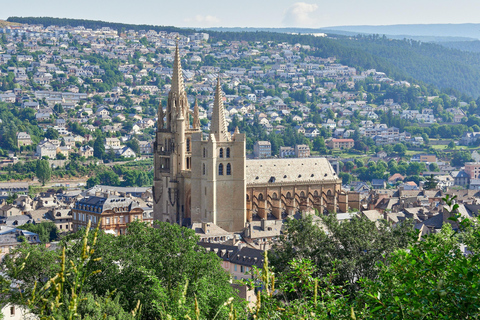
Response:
[1,221,241,319]
[2,196,480,319]
[269,214,413,294]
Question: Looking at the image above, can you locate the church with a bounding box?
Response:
[153,44,349,232]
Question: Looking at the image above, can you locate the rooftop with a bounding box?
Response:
[245,158,338,185]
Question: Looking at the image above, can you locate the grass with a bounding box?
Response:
[430,144,450,150]
[405,150,423,156]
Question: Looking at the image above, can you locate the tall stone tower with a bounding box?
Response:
[153,43,200,225]
[191,77,247,232]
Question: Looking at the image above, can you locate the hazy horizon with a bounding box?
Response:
[2,0,480,29]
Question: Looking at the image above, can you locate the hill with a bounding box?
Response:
[439,40,480,53]
[0,19,20,27]
[7,16,480,98]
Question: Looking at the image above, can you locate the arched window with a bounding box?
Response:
[327,190,332,196]
[258,193,264,201]
[246,194,250,201]
[203,163,206,175]
[203,148,206,158]
[219,148,224,158]
[286,192,292,199]
[218,163,224,175]
[314,190,319,197]
[226,163,231,175]
[300,191,306,198]
[226,147,230,158]
[272,192,278,200]
[186,138,190,152]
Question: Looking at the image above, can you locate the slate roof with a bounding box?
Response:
[245,158,338,185]
[74,196,142,212]
[0,226,41,245]
[199,242,264,268]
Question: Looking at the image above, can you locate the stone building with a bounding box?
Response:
[295,144,310,158]
[253,141,272,159]
[16,132,32,148]
[153,44,344,233]
[71,196,144,235]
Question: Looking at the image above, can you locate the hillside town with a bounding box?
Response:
[2,21,480,318]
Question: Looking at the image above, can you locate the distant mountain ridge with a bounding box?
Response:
[321,23,480,40]
[205,27,476,43]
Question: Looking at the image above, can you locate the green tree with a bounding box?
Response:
[270,214,413,295]
[87,175,100,188]
[424,174,438,190]
[35,159,51,186]
[97,170,120,186]
[53,103,65,114]
[77,293,137,320]
[45,127,59,140]
[122,170,138,187]
[393,143,407,156]
[429,162,439,172]
[20,222,59,243]
[135,171,150,187]
[94,137,105,159]
[451,150,473,167]
[126,138,140,154]
[74,222,240,319]
[360,202,480,319]
[344,161,355,172]
[406,162,426,176]
[313,136,326,153]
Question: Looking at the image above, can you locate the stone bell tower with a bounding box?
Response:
[191,77,247,232]
[153,42,200,225]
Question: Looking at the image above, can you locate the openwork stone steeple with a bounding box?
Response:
[170,42,185,98]
[210,76,230,142]
[166,42,189,130]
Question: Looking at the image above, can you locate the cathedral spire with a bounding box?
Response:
[210,75,229,142]
[170,41,185,96]
[193,99,200,130]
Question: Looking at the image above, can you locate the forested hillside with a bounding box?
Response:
[8,16,480,97]
[339,35,480,98]
[440,40,480,53]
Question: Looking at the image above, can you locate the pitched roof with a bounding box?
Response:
[245,158,338,185]
[198,242,264,268]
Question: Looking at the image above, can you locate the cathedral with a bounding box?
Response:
[153,44,347,232]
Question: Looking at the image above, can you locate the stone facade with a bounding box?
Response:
[72,196,144,235]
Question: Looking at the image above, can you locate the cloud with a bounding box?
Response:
[184,15,220,26]
[282,2,319,27]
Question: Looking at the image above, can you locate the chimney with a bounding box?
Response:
[202,222,210,234]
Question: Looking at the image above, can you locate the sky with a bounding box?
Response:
[1,0,480,28]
